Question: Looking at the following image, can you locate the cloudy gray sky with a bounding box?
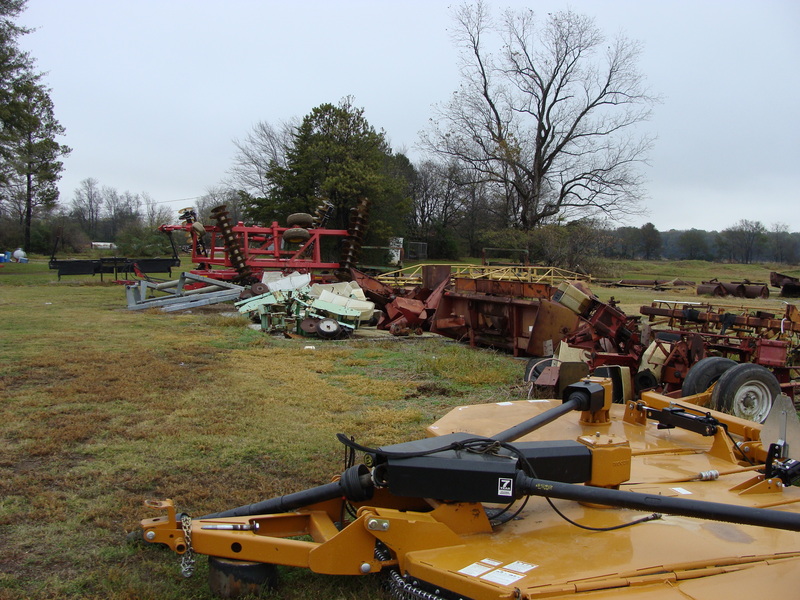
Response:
[19,0,800,232]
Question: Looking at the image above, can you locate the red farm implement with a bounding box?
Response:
[159,200,370,283]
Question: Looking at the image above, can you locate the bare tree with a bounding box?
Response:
[195,185,245,223]
[70,177,103,238]
[720,219,766,264]
[102,187,140,239]
[421,2,657,230]
[409,160,467,239]
[141,192,172,229]
[227,118,298,198]
[769,222,794,264]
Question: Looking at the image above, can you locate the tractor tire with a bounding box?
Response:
[316,318,342,339]
[710,363,780,423]
[208,556,278,598]
[634,369,659,394]
[681,356,737,397]
[282,227,311,244]
[524,357,555,383]
[286,212,314,228]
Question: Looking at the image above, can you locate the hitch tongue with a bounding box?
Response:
[140,499,186,551]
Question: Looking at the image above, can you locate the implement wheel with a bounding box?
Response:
[681,356,737,396]
[283,227,310,244]
[208,556,278,598]
[316,318,342,339]
[710,363,780,423]
[287,212,314,228]
[524,357,555,383]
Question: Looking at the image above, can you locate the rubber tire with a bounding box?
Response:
[208,555,278,598]
[681,356,737,396]
[316,318,341,339]
[282,227,310,243]
[634,369,659,394]
[710,363,780,423]
[286,212,314,228]
[524,357,555,383]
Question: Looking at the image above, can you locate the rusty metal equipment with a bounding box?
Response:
[698,279,770,299]
[140,379,800,599]
[431,278,581,357]
[640,300,800,401]
[771,271,800,297]
[543,286,799,423]
[159,200,371,283]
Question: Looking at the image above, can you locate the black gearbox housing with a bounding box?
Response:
[372,432,592,503]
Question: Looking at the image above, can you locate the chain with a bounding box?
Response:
[180,514,196,578]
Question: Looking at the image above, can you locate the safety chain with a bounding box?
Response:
[180,514,196,578]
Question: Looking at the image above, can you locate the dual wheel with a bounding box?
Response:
[681,357,781,423]
[283,213,314,244]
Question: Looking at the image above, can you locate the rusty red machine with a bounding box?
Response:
[159,200,371,283]
[541,283,800,422]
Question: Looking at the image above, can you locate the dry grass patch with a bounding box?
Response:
[0,281,525,599]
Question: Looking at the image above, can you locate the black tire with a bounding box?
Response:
[681,356,737,396]
[316,318,341,339]
[286,212,314,228]
[524,357,555,383]
[634,369,659,394]
[283,227,310,243]
[208,555,278,598]
[710,363,780,423]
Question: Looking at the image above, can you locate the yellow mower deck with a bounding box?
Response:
[141,388,800,599]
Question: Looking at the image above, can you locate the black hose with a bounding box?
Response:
[201,465,372,519]
[516,473,800,532]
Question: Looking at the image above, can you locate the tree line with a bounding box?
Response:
[1,1,796,271]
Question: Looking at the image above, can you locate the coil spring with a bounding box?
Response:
[377,545,452,600]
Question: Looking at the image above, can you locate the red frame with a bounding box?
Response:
[161,220,351,280]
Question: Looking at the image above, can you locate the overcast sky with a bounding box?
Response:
[18,0,800,233]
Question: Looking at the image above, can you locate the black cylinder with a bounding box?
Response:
[493,398,580,443]
[516,473,800,532]
[201,465,372,519]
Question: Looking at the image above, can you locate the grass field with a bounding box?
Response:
[1,257,799,599]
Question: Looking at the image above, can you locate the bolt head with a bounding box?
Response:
[145,530,156,541]
[360,562,372,574]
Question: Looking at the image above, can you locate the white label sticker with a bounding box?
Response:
[498,478,514,497]
[458,563,493,577]
[481,569,525,585]
[481,558,502,566]
[672,487,692,495]
[504,561,538,574]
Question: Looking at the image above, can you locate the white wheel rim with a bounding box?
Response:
[731,381,773,422]
[318,320,338,333]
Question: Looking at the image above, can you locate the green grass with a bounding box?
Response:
[0,262,525,599]
[1,257,797,599]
